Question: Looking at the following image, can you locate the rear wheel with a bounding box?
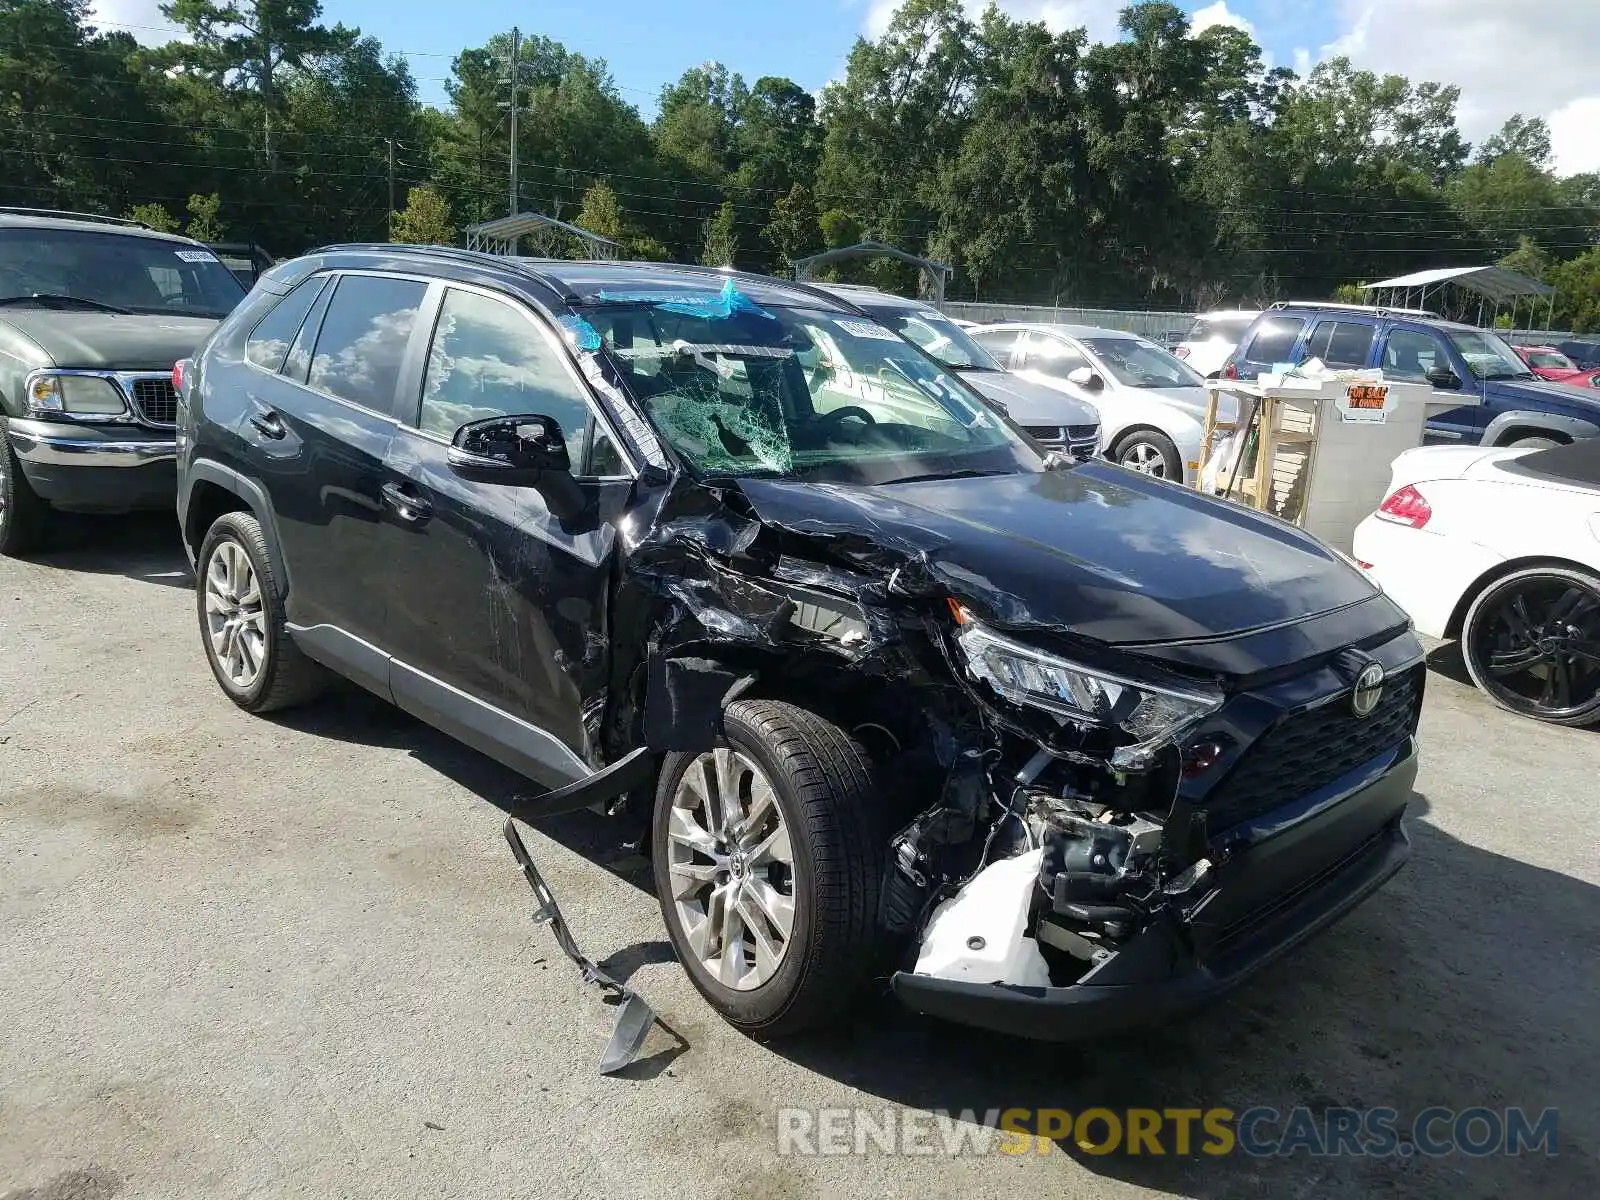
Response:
[0,421,49,556]
[1461,566,1600,727]
[1506,436,1561,450]
[1112,429,1183,479]
[652,699,884,1038]
[197,511,327,712]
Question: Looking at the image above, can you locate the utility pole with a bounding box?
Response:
[385,138,396,239]
[507,26,521,218]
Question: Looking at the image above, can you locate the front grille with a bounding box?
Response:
[1067,423,1098,441]
[1029,424,1100,460]
[129,377,177,425]
[1026,425,1067,446]
[1205,664,1423,832]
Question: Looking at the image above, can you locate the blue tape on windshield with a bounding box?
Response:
[595,278,775,321]
[557,314,603,352]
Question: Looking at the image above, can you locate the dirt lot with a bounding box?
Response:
[2,513,1597,1200]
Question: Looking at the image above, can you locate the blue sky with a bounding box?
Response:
[90,0,1600,174]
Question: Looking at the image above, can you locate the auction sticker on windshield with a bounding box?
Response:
[836,318,904,342]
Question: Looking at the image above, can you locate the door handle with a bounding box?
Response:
[381,481,432,523]
[248,407,286,439]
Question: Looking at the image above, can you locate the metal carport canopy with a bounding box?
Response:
[1361,265,1553,303]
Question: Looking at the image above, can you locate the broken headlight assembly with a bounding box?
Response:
[953,616,1221,770]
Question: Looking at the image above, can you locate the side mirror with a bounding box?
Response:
[1424,366,1461,390]
[447,414,585,521]
[1067,366,1103,390]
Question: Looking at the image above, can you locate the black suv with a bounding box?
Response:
[0,208,246,553]
[1227,302,1600,448]
[178,248,1422,1042]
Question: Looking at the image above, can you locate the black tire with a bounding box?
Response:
[196,511,327,713]
[1507,436,1561,450]
[0,419,50,556]
[1111,428,1183,479]
[652,699,884,1038]
[1461,565,1600,727]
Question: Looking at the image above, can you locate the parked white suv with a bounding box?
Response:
[1174,310,1259,378]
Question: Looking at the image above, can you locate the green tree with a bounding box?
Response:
[1476,114,1551,167]
[1549,248,1600,333]
[390,184,454,244]
[700,200,738,267]
[161,0,355,168]
[186,192,225,241]
[574,180,624,242]
[761,183,823,275]
[129,203,180,233]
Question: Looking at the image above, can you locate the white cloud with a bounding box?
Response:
[1549,96,1600,177]
[89,0,184,44]
[1189,2,1255,37]
[1316,0,1600,175]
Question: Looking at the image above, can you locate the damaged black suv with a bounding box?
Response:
[177,248,1422,1041]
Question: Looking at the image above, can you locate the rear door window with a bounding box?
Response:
[246,276,328,372]
[1304,319,1376,368]
[1242,316,1306,366]
[307,274,428,414]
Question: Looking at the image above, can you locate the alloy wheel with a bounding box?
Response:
[204,539,267,690]
[0,443,9,532]
[666,748,796,991]
[1469,577,1600,718]
[1119,440,1167,476]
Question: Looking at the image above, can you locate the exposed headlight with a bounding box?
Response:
[26,373,128,417]
[954,617,1222,767]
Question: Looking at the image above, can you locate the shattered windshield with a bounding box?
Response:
[579,289,1044,485]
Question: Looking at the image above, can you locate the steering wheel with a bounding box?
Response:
[816,405,877,431]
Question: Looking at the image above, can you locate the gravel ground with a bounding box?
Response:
[2,513,1596,1200]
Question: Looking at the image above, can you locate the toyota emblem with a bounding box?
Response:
[1352,662,1386,717]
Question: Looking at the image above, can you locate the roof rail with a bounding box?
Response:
[0,206,151,229]
[312,242,578,302]
[1270,299,1440,319]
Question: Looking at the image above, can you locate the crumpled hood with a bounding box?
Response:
[959,370,1099,428]
[737,462,1386,647]
[0,311,220,370]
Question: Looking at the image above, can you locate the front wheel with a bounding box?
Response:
[652,699,884,1038]
[1461,566,1600,726]
[0,420,49,556]
[1111,429,1183,479]
[1507,436,1561,450]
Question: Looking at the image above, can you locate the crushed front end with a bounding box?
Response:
[888,608,1422,1038]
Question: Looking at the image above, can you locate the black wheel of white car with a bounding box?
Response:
[652,699,884,1038]
[1462,566,1600,727]
[0,420,48,556]
[197,511,326,713]
[1112,429,1182,479]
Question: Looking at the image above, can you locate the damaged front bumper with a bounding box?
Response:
[891,738,1416,1039]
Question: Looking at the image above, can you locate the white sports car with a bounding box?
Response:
[1353,440,1600,726]
[970,322,1233,483]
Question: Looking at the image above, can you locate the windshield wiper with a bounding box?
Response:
[1485,371,1536,382]
[0,293,130,314]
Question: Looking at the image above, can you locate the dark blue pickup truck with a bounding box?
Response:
[1224,303,1600,448]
